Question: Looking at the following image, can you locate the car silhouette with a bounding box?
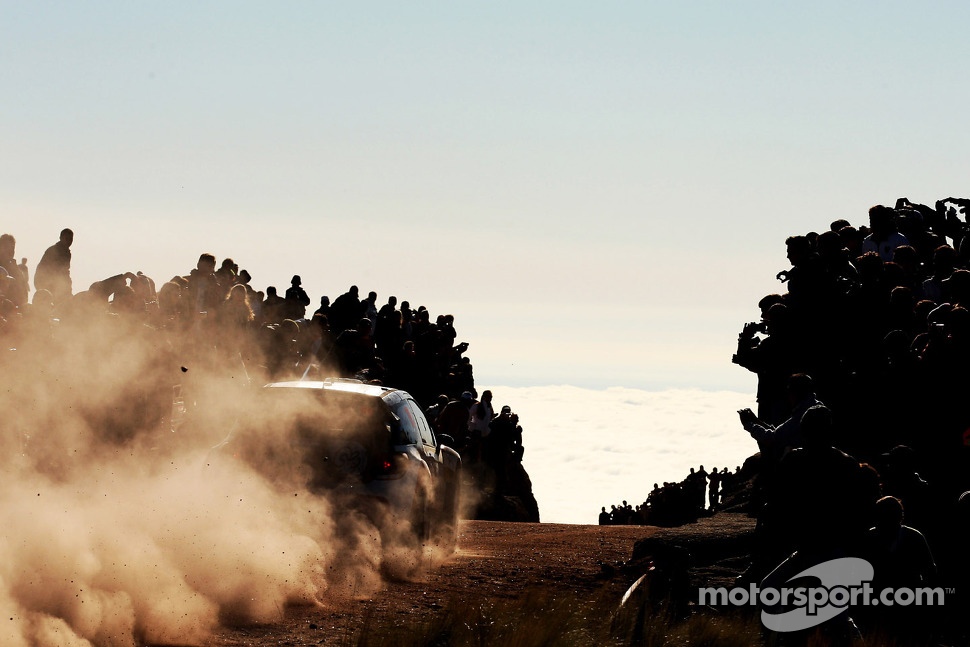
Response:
[249,378,462,542]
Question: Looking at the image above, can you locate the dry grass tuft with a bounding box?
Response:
[351,586,767,647]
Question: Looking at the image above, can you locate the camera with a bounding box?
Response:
[743,321,767,336]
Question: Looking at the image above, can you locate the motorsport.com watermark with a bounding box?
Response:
[698,557,951,632]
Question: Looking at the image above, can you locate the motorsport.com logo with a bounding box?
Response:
[698,557,950,632]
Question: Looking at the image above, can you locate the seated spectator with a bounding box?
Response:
[857,496,937,644]
[738,373,822,465]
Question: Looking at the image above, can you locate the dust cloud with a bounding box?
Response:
[0,300,436,646]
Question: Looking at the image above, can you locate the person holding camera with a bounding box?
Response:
[733,299,800,426]
[738,372,822,467]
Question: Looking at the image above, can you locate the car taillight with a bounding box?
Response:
[376,452,408,477]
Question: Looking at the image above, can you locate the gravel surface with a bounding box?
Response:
[205,520,656,646]
[204,514,757,646]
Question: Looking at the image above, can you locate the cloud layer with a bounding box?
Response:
[492,385,757,524]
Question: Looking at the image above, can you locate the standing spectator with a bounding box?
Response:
[237,269,259,312]
[468,390,494,440]
[510,412,524,461]
[362,291,379,334]
[423,394,449,429]
[485,405,519,492]
[334,317,375,375]
[863,205,910,262]
[599,507,611,525]
[214,258,238,298]
[436,392,474,450]
[34,228,73,304]
[466,390,494,468]
[400,300,414,339]
[283,275,311,321]
[18,257,29,293]
[219,284,255,330]
[687,466,708,511]
[261,286,286,324]
[733,302,802,426]
[0,234,29,307]
[329,285,361,334]
[708,468,723,511]
[184,252,220,316]
[377,295,398,323]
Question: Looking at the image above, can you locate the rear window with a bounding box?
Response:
[407,399,437,447]
[390,400,421,445]
[261,389,386,437]
[256,387,394,488]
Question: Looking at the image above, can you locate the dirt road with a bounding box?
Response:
[207,520,655,646]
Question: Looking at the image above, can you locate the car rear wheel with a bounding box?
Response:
[440,469,460,548]
[410,484,431,542]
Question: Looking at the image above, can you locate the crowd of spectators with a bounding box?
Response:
[424,390,527,497]
[599,465,742,526]
[730,197,970,643]
[0,234,532,471]
[0,239,477,403]
[595,197,970,640]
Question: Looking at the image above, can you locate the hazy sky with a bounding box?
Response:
[4,2,970,391]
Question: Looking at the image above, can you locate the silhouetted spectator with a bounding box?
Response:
[219,284,255,329]
[708,468,723,511]
[598,506,610,525]
[485,405,515,480]
[684,465,708,511]
[878,445,933,536]
[921,244,956,301]
[329,285,360,335]
[262,286,286,324]
[335,317,375,375]
[377,296,397,322]
[863,205,910,262]
[400,300,414,338]
[34,228,73,304]
[739,373,822,465]
[510,413,524,461]
[375,308,404,370]
[756,406,871,592]
[184,252,220,315]
[733,302,804,425]
[863,496,936,587]
[779,234,827,311]
[436,392,474,450]
[283,275,311,321]
[0,234,29,307]
[362,291,378,334]
[313,295,330,319]
[214,258,238,298]
[857,496,937,644]
[468,390,494,450]
[423,394,449,428]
